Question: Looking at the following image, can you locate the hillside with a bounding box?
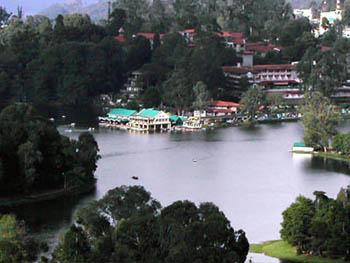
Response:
[40,0,109,21]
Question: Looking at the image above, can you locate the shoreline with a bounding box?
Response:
[313,151,350,162]
[250,240,348,263]
[0,182,96,208]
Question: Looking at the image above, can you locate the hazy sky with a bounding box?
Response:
[1,0,98,15]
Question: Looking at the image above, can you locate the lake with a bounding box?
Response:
[2,121,350,263]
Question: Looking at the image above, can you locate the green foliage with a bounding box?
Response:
[281,196,315,252]
[0,215,41,263]
[281,188,350,260]
[240,87,266,121]
[53,186,249,263]
[142,86,162,108]
[298,39,350,98]
[0,7,11,27]
[0,103,100,197]
[301,92,341,150]
[332,133,350,155]
[192,81,210,110]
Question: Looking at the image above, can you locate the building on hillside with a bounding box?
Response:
[317,0,344,36]
[179,29,196,43]
[245,42,282,57]
[128,109,171,131]
[121,71,144,102]
[343,26,350,38]
[136,32,166,49]
[216,32,246,53]
[294,8,313,20]
[115,28,127,43]
[223,61,302,102]
[207,100,240,117]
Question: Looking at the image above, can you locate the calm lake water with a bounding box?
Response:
[3,122,350,263]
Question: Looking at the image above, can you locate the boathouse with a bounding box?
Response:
[99,108,137,125]
[128,109,171,131]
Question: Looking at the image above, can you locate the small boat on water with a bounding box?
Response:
[132,176,139,180]
[292,142,314,153]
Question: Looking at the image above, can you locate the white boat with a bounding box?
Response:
[182,117,203,130]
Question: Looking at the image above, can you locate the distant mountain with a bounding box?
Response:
[40,0,109,21]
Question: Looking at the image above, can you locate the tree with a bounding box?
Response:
[240,87,266,122]
[0,6,11,27]
[53,186,249,263]
[301,92,341,150]
[52,225,91,263]
[281,196,315,253]
[308,51,347,97]
[0,104,100,196]
[281,188,350,260]
[332,133,350,155]
[143,86,161,108]
[0,215,41,263]
[107,8,126,36]
[113,0,150,34]
[163,68,193,115]
[192,81,210,110]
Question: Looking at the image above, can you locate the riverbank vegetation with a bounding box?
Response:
[251,240,348,263]
[0,103,100,199]
[301,92,341,151]
[49,185,249,263]
[280,187,350,261]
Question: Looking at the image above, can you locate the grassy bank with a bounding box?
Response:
[314,151,350,162]
[250,240,348,263]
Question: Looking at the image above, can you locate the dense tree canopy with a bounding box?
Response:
[51,186,249,263]
[281,187,350,260]
[0,104,100,197]
[0,215,44,263]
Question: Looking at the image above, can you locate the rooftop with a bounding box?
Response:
[108,108,137,118]
[212,100,240,108]
[137,108,162,118]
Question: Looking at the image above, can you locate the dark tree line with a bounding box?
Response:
[50,185,249,263]
[0,0,318,112]
[281,187,350,260]
[0,104,100,197]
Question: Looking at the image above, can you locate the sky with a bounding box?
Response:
[1,0,98,15]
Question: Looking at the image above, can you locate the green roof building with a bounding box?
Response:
[137,109,162,118]
[107,108,137,120]
[129,108,171,131]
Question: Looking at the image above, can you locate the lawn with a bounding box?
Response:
[250,240,348,263]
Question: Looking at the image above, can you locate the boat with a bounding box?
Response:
[132,176,139,180]
[180,117,203,131]
[292,142,314,153]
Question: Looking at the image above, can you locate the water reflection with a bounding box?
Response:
[308,156,350,175]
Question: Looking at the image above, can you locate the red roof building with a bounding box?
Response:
[115,34,126,43]
[222,64,302,100]
[246,42,283,55]
[206,100,240,117]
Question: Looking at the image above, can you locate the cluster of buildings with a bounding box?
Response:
[223,52,303,103]
[99,100,241,132]
[116,27,293,103]
[294,0,349,37]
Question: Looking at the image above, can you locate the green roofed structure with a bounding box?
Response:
[137,109,162,118]
[129,108,171,132]
[108,108,137,120]
[169,115,184,126]
[99,108,137,125]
